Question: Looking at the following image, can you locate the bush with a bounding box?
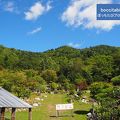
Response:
[111,75,120,85]
[90,82,111,98]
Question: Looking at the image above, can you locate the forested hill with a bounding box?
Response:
[0,45,120,71]
[0,44,120,97]
[0,44,120,118]
[44,45,120,59]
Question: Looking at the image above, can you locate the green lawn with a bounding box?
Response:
[6,94,92,120]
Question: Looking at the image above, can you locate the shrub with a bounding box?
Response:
[90,82,111,98]
[111,75,120,86]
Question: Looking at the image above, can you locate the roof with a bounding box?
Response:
[0,87,32,108]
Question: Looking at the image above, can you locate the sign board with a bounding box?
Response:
[97,4,120,20]
[56,103,73,111]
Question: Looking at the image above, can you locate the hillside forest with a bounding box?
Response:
[0,45,120,119]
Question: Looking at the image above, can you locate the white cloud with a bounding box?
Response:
[25,2,45,20]
[28,27,42,35]
[25,1,52,20]
[68,42,81,48]
[4,2,14,12]
[61,0,120,31]
[46,1,52,11]
[2,1,19,14]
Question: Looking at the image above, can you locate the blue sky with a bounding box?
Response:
[0,0,120,52]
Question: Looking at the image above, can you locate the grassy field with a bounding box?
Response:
[6,94,92,120]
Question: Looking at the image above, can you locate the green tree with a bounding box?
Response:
[41,69,58,83]
[111,75,120,86]
[33,76,47,93]
[87,55,114,82]
[90,82,111,98]
[40,57,59,71]
[51,82,58,91]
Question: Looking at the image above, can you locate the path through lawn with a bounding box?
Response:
[15,94,92,120]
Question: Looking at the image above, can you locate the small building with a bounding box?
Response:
[0,87,32,120]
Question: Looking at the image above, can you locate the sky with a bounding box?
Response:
[0,0,120,52]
